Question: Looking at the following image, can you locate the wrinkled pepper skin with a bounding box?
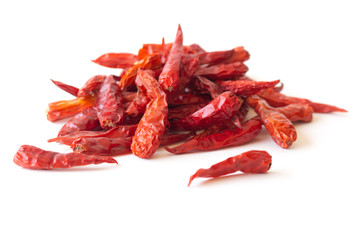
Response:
[247,95,297,149]
[196,76,221,98]
[167,93,210,106]
[78,75,107,97]
[170,91,243,131]
[159,24,183,93]
[14,145,117,169]
[188,150,272,186]
[72,137,132,156]
[168,102,208,120]
[276,103,313,122]
[92,53,138,68]
[96,75,124,129]
[57,106,100,137]
[51,79,79,96]
[165,118,262,154]
[216,79,280,97]
[195,62,248,80]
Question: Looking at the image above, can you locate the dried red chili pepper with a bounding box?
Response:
[258,88,347,113]
[159,24,183,93]
[92,53,138,68]
[167,93,210,106]
[14,145,118,169]
[57,106,100,137]
[216,79,280,97]
[188,150,271,186]
[51,79,79,97]
[159,131,195,146]
[276,103,313,122]
[77,75,107,97]
[182,44,206,54]
[221,46,250,64]
[195,76,221,98]
[46,96,96,122]
[72,137,132,156]
[165,118,262,154]
[131,70,168,159]
[170,91,243,131]
[125,90,150,116]
[195,62,248,80]
[168,102,208,120]
[96,75,124,129]
[178,57,199,91]
[246,95,297,149]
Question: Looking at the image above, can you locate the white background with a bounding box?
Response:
[1,0,359,239]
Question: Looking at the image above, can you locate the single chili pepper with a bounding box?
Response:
[77,75,107,97]
[72,137,132,156]
[138,43,173,60]
[178,57,199,91]
[57,106,100,137]
[131,70,168,159]
[96,75,125,129]
[92,53,138,68]
[167,93,210,106]
[170,91,243,131]
[159,24,183,93]
[188,150,271,186]
[221,46,250,64]
[216,79,280,97]
[168,102,208,120]
[195,76,221,98]
[276,103,313,122]
[165,117,262,154]
[182,44,206,54]
[195,62,248,80]
[46,96,96,122]
[258,88,347,113]
[125,90,150,116]
[273,82,284,92]
[246,95,297,149]
[51,79,79,97]
[159,131,195,146]
[191,49,234,66]
[49,124,138,146]
[119,53,162,90]
[14,145,117,170]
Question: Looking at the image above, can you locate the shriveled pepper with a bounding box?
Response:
[188,150,271,186]
[276,103,313,122]
[78,75,107,97]
[168,102,208,120]
[195,62,248,80]
[216,79,280,97]
[51,79,79,97]
[14,145,117,169]
[92,53,138,69]
[72,137,132,156]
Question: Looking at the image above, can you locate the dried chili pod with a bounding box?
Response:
[92,53,138,68]
[178,57,199,91]
[46,96,96,122]
[216,79,280,97]
[14,145,117,169]
[168,102,208,120]
[96,75,125,129]
[57,106,100,137]
[246,95,297,149]
[160,131,195,146]
[195,62,248,80]
[165,118,262,154]
[195,76,221,98]
[159,24,183,93]
[221,46,250,64]
[72,137,132,156]
[78,75,107,97]
[51,79,79,97]
[167,93,210,106]
[276,103,313,122]
[188,150,271,186]
[170,91,243,131]
[258,88,347,113]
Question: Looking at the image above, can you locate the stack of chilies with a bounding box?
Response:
[13,25,346,185]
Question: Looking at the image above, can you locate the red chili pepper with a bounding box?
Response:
[51,79,79,96]
[221,46,250,64]
[195,76,221,98]
[96,75,125,129]
[159,131,195,146]
[167,93,210,106]
[14,145,118,169]
[258,88,347,113]
[170,91,243,131]
[46,96,96,122]
[168,102,208,120]
[131,70,168,159]
[193,49,234,65]
[188,150,271,186]
[57,106,100,137]
[138,43,173,60]
[178,57,199,91]
[77,75,107,97]
[92,53,138,68]
[125,90,150,116]
[165,118,262,154]
[72,137,132,156]
[159,24,183,93]
[195,62,248,80]
[216,79,280,97]
[246,95,297,149]
[182,44,206,54]
[276,103,313,122]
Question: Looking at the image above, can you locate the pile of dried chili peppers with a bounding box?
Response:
[13,25,346,186]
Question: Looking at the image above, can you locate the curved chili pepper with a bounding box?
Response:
[188,150,271,186]
[14,145,117,169]
[57,106,100,137]
[221,46,250,64]
[258,88,347,113]
[96,75,124,129]
[131,70,168,159]
[92,53,138,68]
[159,24,183,93]
[51,79,79,96]
[195,62,248,80]
[165,118,262,154]
[170,91,243,131]
[246,95,297,149]
[216,79,280,97]
[276,103,313,122]
[46,96,96,122]
[72,137,132,156]
[77,75,107,97]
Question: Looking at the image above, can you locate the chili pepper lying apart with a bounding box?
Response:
[188,150,272,186]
